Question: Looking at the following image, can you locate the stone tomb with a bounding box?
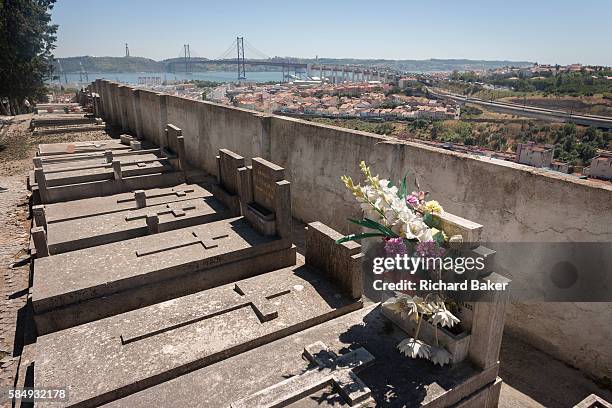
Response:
[30,115,101,128]
[32,158,297,333]
[35,149,175,188]
[30,183,235,255]
[105,303,502,408]
[377,212,509,407]
[32,216,297,334]
[34,222,363,407]
[209,148,246,216]
[32,149,185,204]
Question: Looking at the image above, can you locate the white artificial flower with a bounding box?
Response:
[403,219,430,242]
[430,307,460,328]
[398,338,431,359]
[416,227,433,243]
[429,346,452,366]
[383,296,419,321]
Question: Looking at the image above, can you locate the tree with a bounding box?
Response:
[0,0,58,114]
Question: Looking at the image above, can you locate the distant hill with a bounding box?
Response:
[55,56,533,73]
[54,56,164,73]
[290,58,534,72]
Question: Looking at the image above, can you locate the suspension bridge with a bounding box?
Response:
[163,36,400,83]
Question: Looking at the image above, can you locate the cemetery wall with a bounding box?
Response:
[139,90,162,145]
[95,80,612,381]
[125,88,137,132]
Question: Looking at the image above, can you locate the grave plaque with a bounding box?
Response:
[238,157,291,239]
[252,157,284,212]
[209,149,245,216]
[165,124,186,173]
[34,247,363,407]
[32,216,296,334]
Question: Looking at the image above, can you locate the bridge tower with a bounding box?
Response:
[79,60,89,83]
[183,44,192,74]
[236,37,246,81]
[56,59,67,84]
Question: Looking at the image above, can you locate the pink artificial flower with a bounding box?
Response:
[415,241,445,258]
[384,237,408,257]
[406,193,419,207]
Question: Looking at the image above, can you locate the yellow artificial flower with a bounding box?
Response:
[431,228,448,241]
[424,200,443,214]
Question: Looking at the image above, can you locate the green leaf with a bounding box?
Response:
[398,175,408,199]
[432,231,445,245]
[349,218,398,238]
[423,212,440,228]
[335,232,386,244]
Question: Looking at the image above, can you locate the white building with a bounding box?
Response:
[586,153,612,180]
[516,142,554,168]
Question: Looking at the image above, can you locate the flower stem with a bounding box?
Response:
[435,325,439,346]
[414,313,423,340]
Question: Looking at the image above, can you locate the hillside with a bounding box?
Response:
[55,56,533,73]
[55,56,164,73]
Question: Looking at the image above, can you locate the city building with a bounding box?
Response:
[586,153,612,180]
[515,141,555,168]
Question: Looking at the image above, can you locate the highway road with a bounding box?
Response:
[428,88,612,129]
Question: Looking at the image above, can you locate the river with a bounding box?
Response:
[55,71,286,86]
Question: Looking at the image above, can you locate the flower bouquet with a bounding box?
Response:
[337,161,465,366]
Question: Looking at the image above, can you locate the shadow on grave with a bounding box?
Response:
[279,306,484,407]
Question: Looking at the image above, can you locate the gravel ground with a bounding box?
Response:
[0,114,112,407]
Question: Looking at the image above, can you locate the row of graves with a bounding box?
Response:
[31,95,105,136]
[18,121,512,407]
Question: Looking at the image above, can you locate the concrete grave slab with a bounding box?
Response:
[32,216,296,333]
[34,257,362,407]
[209,148,245,216]
[32,172,187,204]
[105,304,502,408]
[43,195,232,254]
[33,124,106,136]
[37,140,131,156]
[35,148,163,170]
[31,116,99,128]
[36,184,211,225]
[38,152,174,187]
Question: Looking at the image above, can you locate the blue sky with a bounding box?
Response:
[51,0,612,65]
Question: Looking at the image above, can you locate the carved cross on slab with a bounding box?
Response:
[233,283,289,323]
[135,231,229,257]
[116,188,196,205]
[230,341,375,408]
[125,202,196,221]
[119,284,291,344]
